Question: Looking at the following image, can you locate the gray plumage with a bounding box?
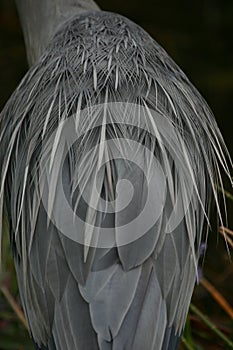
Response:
[0,2,232,350]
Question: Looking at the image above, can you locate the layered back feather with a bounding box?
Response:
[0,10,232,350]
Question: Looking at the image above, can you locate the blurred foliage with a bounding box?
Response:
[0,220,33,350]
[0,0,233,349]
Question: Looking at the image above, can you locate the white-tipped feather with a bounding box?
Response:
[0,10,232,350]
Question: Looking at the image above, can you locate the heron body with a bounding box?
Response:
[0,1,231,350]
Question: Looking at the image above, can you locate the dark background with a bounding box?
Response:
[0,1,232,349]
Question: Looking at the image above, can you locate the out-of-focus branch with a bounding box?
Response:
[217,187,233,202]
[190,304,233,349]
[181,336,195,350]
[219,226,233,249]
[200,277,233,320]
[0,285,29,331]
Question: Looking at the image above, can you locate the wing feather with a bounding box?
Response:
[0,10,231,350]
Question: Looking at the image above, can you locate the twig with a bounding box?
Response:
[219,226,233,237]
[181,336,196,350]
[219,226,233,249]
[190,304,233,349]
[217,187,233,202]
[222,190,233,202]
[0,285,29,331]
[200,277,233,320]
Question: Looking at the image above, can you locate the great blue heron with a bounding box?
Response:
[0,1,232,349]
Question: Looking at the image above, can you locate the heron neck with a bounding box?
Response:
[15,0,100,66]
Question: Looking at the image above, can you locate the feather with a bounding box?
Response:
[0,9,232,350]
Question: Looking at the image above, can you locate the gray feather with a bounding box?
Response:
[0,7,232,350]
